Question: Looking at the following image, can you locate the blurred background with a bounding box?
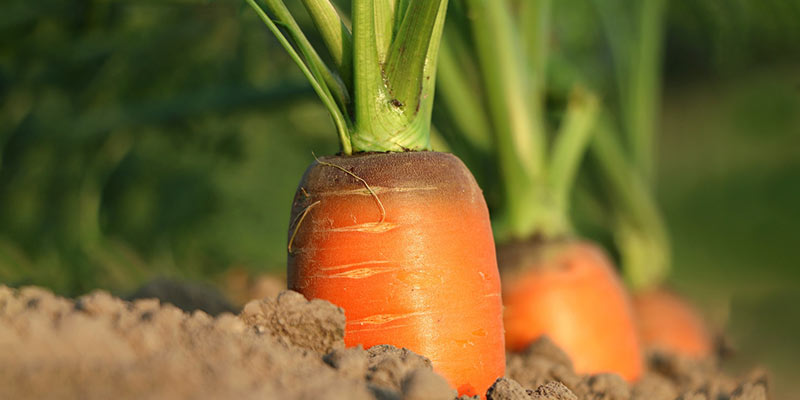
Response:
[1,0,798,397]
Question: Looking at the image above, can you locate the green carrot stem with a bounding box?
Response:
[299,0,354,90]
[411,0,449,142]
[252,0,448,154]
[384,1,444,114]
[626,0,666,185]
[594,0,666,185]
[466,0,547,239]
[549,87,598,225]
[261,0,350,113]
[373,0,396,63]
[520,0,552,104]
[393,0,412,35]
[246,0,352,154]
[348,0,448,153]
[436,24,492,153]
[590,0,669,288]
[591,116,670,290]
[613,213,670,291]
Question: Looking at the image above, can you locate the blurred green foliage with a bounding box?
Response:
[1,1,799,396]
[0,0,340,294]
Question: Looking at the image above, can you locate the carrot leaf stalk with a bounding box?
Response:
[447,0,596,241]
[590,117,670,290]
[436,24,492,154]
[466,0,544,239]
[298,0,353,89]
[549,87,599,230]
[247,0,449,155]
[246,0,352,154]
[589,0,669,290]
[593,0,666,186]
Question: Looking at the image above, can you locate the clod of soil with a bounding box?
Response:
[240,290,345,355]
[505,335,769,400]
[486,377,531,399]
[531,382,579,400]
[0,285,771,400]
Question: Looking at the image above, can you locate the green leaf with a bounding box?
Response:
[383,0,446,116]
[349,0,447,152]
[374,0,397,63]
[590,115,670,289]
[246,0,352,154]
[593,0,666,185]
[466,0,545,238]
[437,26,492,153]
[549,86,598,217]
[520,0,552,100]
[299,0,354,90]
[262,0,351,115]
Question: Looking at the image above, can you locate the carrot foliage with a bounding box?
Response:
[246,0,449,154]
[438,0,598,241]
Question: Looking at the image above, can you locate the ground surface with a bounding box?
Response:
[0,284,769,399]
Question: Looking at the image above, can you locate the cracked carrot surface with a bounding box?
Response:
[287,151,505,397]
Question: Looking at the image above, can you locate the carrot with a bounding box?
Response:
[247,0,505,395]
[633,288,712,359]
[584,1,714,361]
[288,152,504,396]
[437,1,644,382]
[500,240,643,381]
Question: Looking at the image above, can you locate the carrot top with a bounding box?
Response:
[246,0,449,155]
[437,0,598,242]
[581,0,670,290]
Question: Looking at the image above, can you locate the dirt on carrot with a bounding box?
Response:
[0,284,769,400]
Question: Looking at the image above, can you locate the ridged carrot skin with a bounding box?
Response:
[500,240,643,382]
[634,288,712,359]
[287,151,505,397]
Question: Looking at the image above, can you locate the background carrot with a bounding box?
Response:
[500,240,642,380]
[436,0,643,381]
[247,0,505,395]
[571,0,714,358]
[633,289,712,358]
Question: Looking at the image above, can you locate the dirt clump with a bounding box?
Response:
[731,379,769,400]
[486,377,531,399]
[532,382,579,400]
[240,290,345,355]
[401,368,458,400]
[505,336,769,400]
[0,286,369,399]
[485,378,577,400]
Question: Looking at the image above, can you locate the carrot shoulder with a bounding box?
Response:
[287,151,505,397]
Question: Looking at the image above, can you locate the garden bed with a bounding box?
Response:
[0,285,767,399]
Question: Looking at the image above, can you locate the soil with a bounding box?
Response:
[0,284,769,400]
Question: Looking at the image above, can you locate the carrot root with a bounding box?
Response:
[500,240,644,382]
[288,151,505,396]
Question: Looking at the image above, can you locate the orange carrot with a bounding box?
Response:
[435,1,644,383]
[250,0,505,394]
[287,152,505,396]
[633,288,712,359]
[501,240,643,382]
